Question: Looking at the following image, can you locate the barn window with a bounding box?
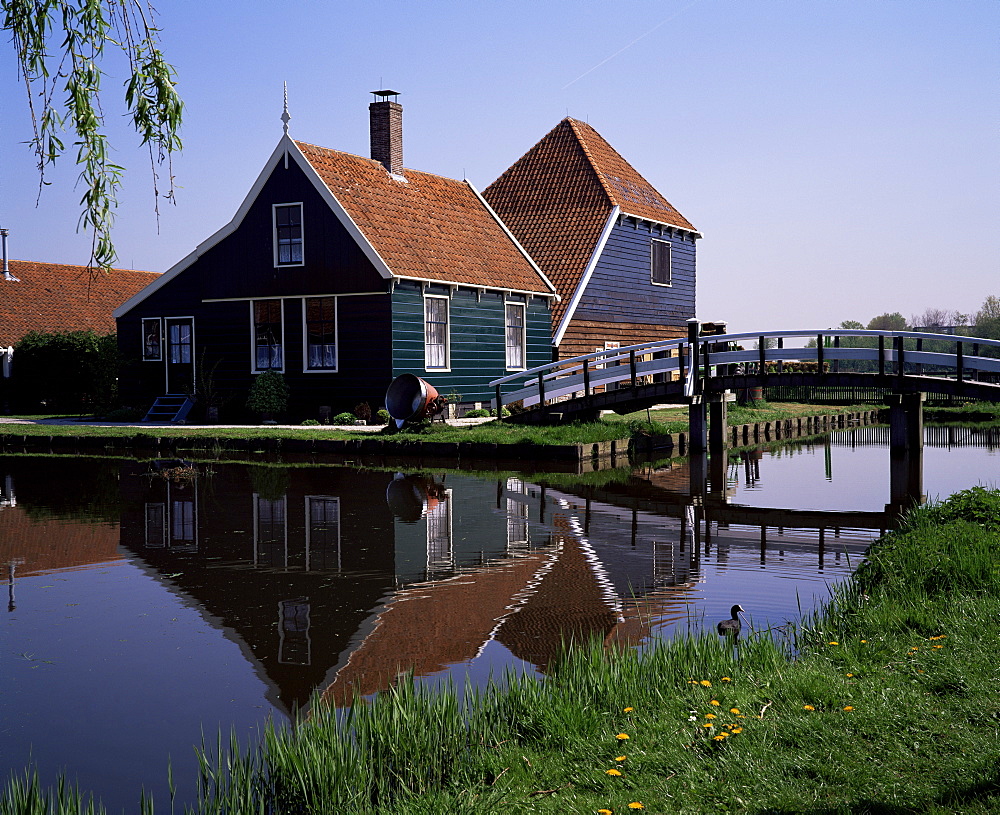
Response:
[505,302,526,370]
[273,203,304,266]
[252,299,284,372]
[651,239,672,286]
[304,297,337,371]
[424,295,450,370]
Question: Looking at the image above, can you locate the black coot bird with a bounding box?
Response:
[717,604,746,637]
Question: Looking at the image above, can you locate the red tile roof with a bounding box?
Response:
[294,141,555,296]
[0,260,160,346]
[483,118,696,325]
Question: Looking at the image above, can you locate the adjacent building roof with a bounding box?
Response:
[483,117,697,326]
[293,140,556,296]
[1,260,160,346]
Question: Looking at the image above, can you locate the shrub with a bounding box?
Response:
[464,408,490,418]
[353,402,372,423]
[12,330,122,412]
[376,408,390,425]
[332,411,355,425]
[246,371,289,416]
[300,419,321,426]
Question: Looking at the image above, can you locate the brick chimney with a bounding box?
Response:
[369,90,403,175]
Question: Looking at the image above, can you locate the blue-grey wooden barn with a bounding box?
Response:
[114,93,557,421]
[483,118,700,360]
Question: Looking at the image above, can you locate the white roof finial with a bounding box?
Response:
[281,82,291,135]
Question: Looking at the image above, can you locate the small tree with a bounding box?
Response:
[246,371,289,418]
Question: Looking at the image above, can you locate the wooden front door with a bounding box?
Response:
[165,318,195,394]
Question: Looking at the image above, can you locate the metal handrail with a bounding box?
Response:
[489,329,1000,415]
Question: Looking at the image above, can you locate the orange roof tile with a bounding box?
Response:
[483,118,696,325]
[293,141,554,295]
[0,260,160,346]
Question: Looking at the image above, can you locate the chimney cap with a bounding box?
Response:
[371,89,400,102]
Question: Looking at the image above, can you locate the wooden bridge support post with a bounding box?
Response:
[887,392,924,513]
[688,396,707,454]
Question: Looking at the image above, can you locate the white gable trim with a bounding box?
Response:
[114,136,396,318]
[552,206,620,348]
[465,180,559,298]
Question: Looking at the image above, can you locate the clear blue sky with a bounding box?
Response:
[1,0,997,332]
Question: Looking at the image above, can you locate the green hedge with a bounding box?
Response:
[11,330,122,412]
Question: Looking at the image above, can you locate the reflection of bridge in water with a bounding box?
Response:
[829,424,1000,449]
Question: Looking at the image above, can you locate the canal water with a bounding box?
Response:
[0,425,997,811]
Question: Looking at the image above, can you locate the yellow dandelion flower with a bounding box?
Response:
[736,714,746,718]
[933,645,943,649]
[843,706,854,711]
[721,676,731,682]
[710,699,721,706]
[803,705,815,711]
[700,680,712,687]
[598,810,613,815]
[702,723,714,728]
[846,673,854,677]
[828,641,839,646]
[616,733,629,740]
[623,706,634,712]
[732,727,743,733]
[606,768,623,776]
[713,734,727,741]
[615,756,626,762]
[730,708,740,714]
[704,713,717,719]
[861,639,868,643]
[628,804,645,810]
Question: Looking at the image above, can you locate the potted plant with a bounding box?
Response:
[246,370,289,423]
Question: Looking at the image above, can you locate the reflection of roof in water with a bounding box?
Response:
[321,550,552,706]
[0,507,122,576]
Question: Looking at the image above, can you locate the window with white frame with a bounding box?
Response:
[424,295,449,370]
[651,239,672,286]
[304,297,337,370]
[142,318,162,361]
[273,203,303,266]
[305,496,341,571]
[505,302,526,370]
[253,299,283,371]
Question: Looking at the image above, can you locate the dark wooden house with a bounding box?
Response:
[483,118,699,360]
[115,94,556,420]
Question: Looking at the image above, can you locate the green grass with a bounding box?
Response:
[0,402,877,450]
[9,488,1000,813]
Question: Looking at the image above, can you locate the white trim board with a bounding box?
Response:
[552,206,620,348]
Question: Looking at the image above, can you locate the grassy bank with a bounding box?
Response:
[7,488,999,813]
[0,401,871,448]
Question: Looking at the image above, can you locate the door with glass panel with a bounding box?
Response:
[165,318,194,393]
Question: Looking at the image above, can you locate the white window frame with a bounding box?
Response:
[250,299,285,374]
[504,301,527,371]
[142,317,163,362]
[423,294,451,371]
[301,297,339,373]
[272,202,304,268]
[651,238,672,287]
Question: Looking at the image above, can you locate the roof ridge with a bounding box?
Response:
[564,118,617,207]
[7,259,156,275]
[294,139,467,186]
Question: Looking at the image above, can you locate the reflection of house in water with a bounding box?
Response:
[116,463,703,712]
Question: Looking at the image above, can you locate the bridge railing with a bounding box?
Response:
[489,329,1000,415]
